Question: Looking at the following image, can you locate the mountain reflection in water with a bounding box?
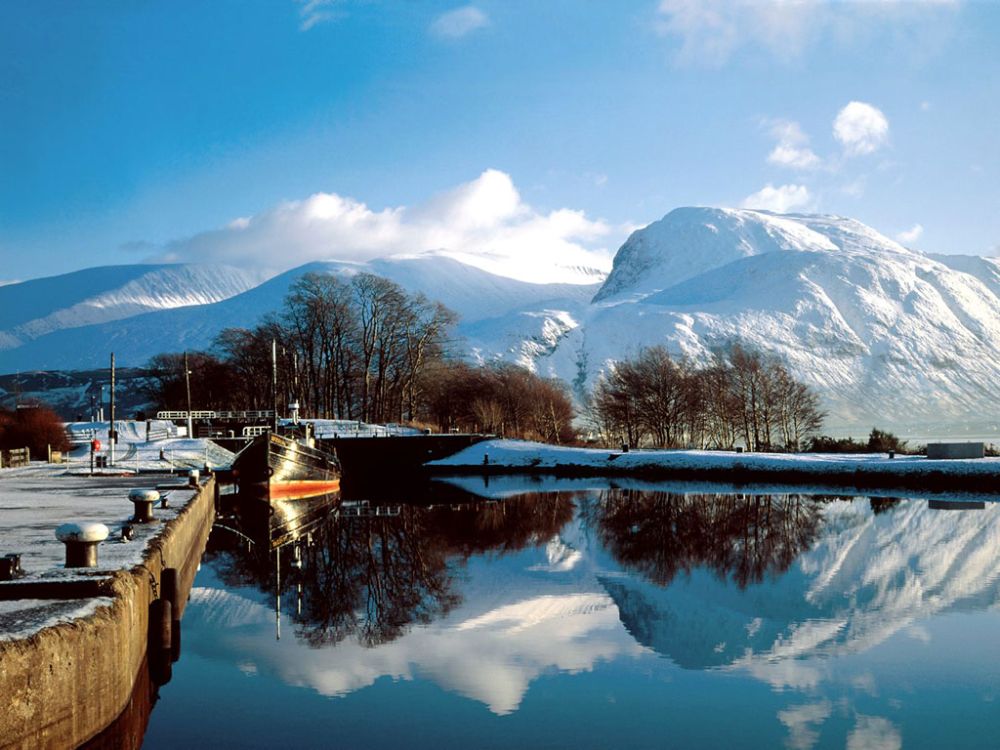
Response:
[143,482,1000,749]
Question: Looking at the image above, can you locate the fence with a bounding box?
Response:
[155,410,275,421]
[1,447,30,469]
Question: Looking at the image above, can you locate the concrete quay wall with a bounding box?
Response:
[0,477,216,750]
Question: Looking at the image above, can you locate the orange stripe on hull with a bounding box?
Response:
[270,479,341,500]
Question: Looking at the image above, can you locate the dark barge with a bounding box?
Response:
[323,433,490,493]
[232,432,341,547]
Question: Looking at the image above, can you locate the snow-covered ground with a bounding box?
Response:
[53,420,233,474]
[0,474,202,640]
[0,475,198,577]
[428,438,1000,481]
[282,418,423,439]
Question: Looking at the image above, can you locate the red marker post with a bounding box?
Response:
[90,439,101,475]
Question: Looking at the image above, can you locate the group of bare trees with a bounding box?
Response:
[147,272,455,425]
[421,361,576,443]
[147,271,576,439]
[590,344,824,451]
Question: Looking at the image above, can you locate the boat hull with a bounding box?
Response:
[232,433,341,546]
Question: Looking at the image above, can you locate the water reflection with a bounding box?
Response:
[144,482,1000,748]
[591,490,823,588]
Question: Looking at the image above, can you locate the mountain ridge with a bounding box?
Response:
[3,208,999,430]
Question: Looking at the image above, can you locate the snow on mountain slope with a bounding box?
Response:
[524,208,1000,428]
[593,208,840,303]
[0,255,599,371]
[0,264,268,350]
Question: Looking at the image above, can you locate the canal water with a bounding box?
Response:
[130,478,999,749]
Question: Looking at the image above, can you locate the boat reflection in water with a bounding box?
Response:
[208,488,578,646]
[141,480,1000,750]
[229,432,342,549]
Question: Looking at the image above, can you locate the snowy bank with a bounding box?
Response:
[426,440,1000,492]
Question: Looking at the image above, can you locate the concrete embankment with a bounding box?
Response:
[426,439,1000,494]
[0,477,216,750]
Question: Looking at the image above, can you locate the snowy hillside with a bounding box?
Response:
[535,208,1000,428]
[0,255,598,372]
[0,264,268,350]
[5,208,1000,430]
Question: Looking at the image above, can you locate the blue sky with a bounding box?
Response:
[1,0,998,282]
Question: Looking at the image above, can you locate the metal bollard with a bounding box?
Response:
[128,488,160,523]
[56,523,109,568]
[0,553,24,581]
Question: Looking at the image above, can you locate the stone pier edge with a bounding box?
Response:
[0,477,217,750]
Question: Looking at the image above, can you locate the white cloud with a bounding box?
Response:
[156,169,615,284]
[430,5,489,39]
[741,183,812,213]
[834,101,890,156]
[654,0,958,66]
[840,177,867,198]
[766,120,821,170]
[298,0,339,31]
[779,702,831,750]
[846,715,902,750]
[896,224,923,244]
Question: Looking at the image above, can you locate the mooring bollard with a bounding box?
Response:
[128,488,160,523]
[56,523,110,568]
[188,469,200,487]
[0,553,24,581]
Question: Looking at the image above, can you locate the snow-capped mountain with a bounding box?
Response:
[0,264,268,351]
[0,255,597,372]
[538,208,1000,429]
[4,208,1000,430]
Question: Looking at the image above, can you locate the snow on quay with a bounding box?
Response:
[0,473,201,640]
[427,440,1000,492]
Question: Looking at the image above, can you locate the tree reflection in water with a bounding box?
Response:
[592,490,824,589]
[211,492,577,649]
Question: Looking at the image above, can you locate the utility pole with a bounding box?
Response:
[184,351,193,438]
[109,352,116,466]
[271,339,279,432]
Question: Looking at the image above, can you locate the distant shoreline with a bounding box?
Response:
[426,440,1000,494]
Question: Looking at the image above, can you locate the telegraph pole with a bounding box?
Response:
[109,352,116,466]
[271,339,279,432]
[184,351,193,438]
